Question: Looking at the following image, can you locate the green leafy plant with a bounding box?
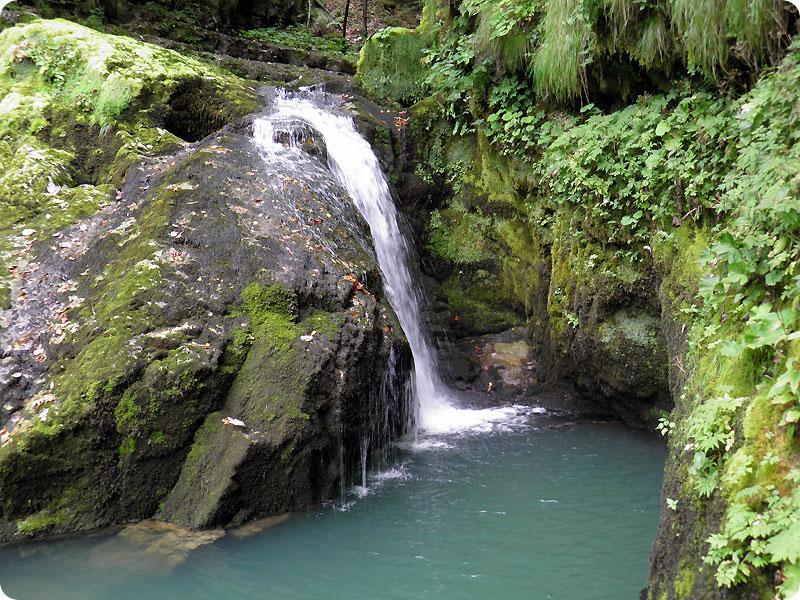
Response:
[242,25,354,63]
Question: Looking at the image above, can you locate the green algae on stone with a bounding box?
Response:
[427,205,495,265]
[158,284,350,529]
[0,50,403,546]
[440,274,520,336]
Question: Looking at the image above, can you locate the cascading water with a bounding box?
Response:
[253,89,526,435]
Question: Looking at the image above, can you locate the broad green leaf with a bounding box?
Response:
[766,270,783,286]
[719,340,743,358]
[765,522,800,562]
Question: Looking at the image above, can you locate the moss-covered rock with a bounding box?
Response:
[405,99,670,424]
[0,26,409,542]
[359,3,800,597]
[357,26,429,105]
[397,38,800,600]
[0,18,259,331]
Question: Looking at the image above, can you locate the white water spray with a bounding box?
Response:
[253,89,527,435]
[0,582,14,600]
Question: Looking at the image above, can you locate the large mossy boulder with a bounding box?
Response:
[544,214,670,425]
[357,26,428,106]
[0,21,408,543]
[0,19,260,315]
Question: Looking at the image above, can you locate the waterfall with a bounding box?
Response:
[253,89,524,435]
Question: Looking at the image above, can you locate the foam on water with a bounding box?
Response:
[371,466,412,481]
[253,89,536,436]
[348,466,413,501]
[0,583,14,600]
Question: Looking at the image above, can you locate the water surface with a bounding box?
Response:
[0,418,665,600]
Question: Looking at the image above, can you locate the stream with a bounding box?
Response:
[0,418,665,599]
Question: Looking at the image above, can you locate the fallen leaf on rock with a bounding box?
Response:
[343,273,365,291]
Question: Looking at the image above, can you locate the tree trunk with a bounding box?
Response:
[362,0,368,39]
[342,0,351,38]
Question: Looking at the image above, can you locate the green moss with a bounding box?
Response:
[654,226,711,320]
[673,559,697,599]
[116,342,227,449]
[547,209,644,343]
[11,481,91,537]
[599,310,661,349]
[16,510,64,536]
[227,326,307,425]
[50,186,176,414]
[148,431,167,445]
[466,135,524,210]
[219,298,348,431]
[0,19,258,310]
[690,336,761,400]
[303,309,345,338]
[220,326,253,373]
[181,414,223,480]
[357,26,429,105]
[52,334,130,416]
[115,390,142,433]
[240,25,355,67]
[242,282,297,323]
[219,282,340,427]
[427,205,495,265]
[118,436,136,457]
[159,410,251,528]
[441,273,520,335]
[239,283,299,352]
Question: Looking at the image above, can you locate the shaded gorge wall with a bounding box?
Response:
[354,2,800,596]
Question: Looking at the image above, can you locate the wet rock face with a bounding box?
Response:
[549,301,671,426]
[447,329,537,401]
[0,118,409,542]
[442,327,596,416]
